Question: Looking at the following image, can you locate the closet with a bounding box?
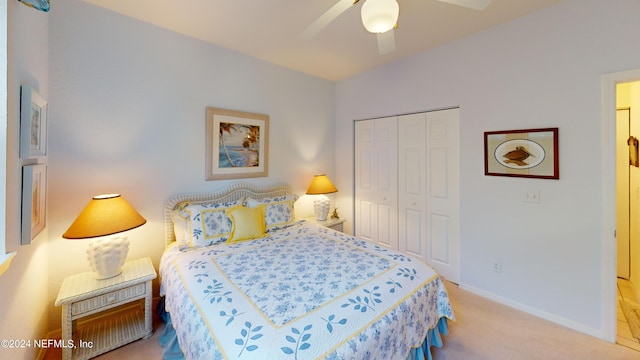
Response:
[354,108,460,283]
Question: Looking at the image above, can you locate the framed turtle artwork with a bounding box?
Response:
[484,128,559,179]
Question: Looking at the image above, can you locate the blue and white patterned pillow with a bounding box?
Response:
[173,199,244,251]
[246,195,297,232]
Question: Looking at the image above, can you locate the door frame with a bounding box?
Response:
[602,68,640,342]
[616,107,631,280]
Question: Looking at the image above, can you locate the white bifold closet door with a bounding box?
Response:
[355,108,460,283]
[354,116,398,250]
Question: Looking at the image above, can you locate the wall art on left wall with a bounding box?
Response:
[21,164,47,245]
[17,0,50,12]
[20,86,48,159]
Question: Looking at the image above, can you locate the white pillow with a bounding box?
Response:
[170,209,190,248]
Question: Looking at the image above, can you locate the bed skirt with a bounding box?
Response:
[157,299,450,360]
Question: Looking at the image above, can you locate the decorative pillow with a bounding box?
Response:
[170,209,190,248]
[175,198,244,250]
[246,194,297,232]
[226,205,266,243]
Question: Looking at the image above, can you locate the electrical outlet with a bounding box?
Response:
[492,260,502,273]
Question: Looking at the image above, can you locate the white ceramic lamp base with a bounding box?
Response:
[313,195,330,221]
[86,235,129,279]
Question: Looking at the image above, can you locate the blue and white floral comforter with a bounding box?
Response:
[160,221,454,360]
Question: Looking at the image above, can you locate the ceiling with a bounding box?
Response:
[80,0,564,81]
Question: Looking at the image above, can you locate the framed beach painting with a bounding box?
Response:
[484,127,559,180]
[21,164,47,245]
[20,86,48,159]
[206,107,269,180]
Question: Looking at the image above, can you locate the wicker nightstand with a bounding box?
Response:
[304,217,346,232]
[55,257,156,360]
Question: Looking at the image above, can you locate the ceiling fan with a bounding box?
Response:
[300,0,492,55]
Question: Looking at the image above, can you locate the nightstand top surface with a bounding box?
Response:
[55,257,156,306]
[303,216,346,227]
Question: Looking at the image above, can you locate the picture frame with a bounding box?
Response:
[484,127,559,179]
[205,107,269,180]
[17,0,50,12]
[21,164,47,245]
[20,86,48,159]
[628,136,639,167]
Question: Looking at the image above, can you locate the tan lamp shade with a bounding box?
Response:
[63,194,146,239]
[306,175,338,221]
[306,174,338,195]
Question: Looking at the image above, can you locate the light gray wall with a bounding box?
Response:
[46,0,335,330]
[334,0,640,337]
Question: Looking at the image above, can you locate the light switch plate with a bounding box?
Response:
[524,191,540,204]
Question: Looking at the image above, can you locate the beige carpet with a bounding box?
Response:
[44,281,640,360]
[432,282,640,360]
[621,300,640,341]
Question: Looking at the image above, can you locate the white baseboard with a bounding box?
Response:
[458,282,604,340]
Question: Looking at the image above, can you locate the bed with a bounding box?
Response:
[158,183,454,360]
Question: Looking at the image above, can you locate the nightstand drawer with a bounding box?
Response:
[71,283,146,316]
[328,222,343,232]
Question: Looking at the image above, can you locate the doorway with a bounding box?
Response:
[615,81,640,349]
[602,69,640,344]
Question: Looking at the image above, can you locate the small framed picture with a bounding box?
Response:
[20,86,48,159]
[205,107,269,180]
[628,136,639,167]
[21,164,47,245]
[484,128,559,180]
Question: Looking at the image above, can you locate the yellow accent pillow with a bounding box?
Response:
[226,205,266,243]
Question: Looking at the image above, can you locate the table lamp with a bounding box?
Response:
[63,194,146,279]
[306,174,338,221]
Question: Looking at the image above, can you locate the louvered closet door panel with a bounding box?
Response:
[425,108,460,283]
[398,113,427,259]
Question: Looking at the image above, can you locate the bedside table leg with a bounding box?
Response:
[61,305,72,360]
[144,280,153,338]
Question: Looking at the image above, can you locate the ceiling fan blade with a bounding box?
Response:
[300,0,356,40]
[377,29,395,55]
[436,0,492,11]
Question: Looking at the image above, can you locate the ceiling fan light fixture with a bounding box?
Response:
[361,0,399,34]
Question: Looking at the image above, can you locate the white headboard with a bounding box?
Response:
[163,182,293,246]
